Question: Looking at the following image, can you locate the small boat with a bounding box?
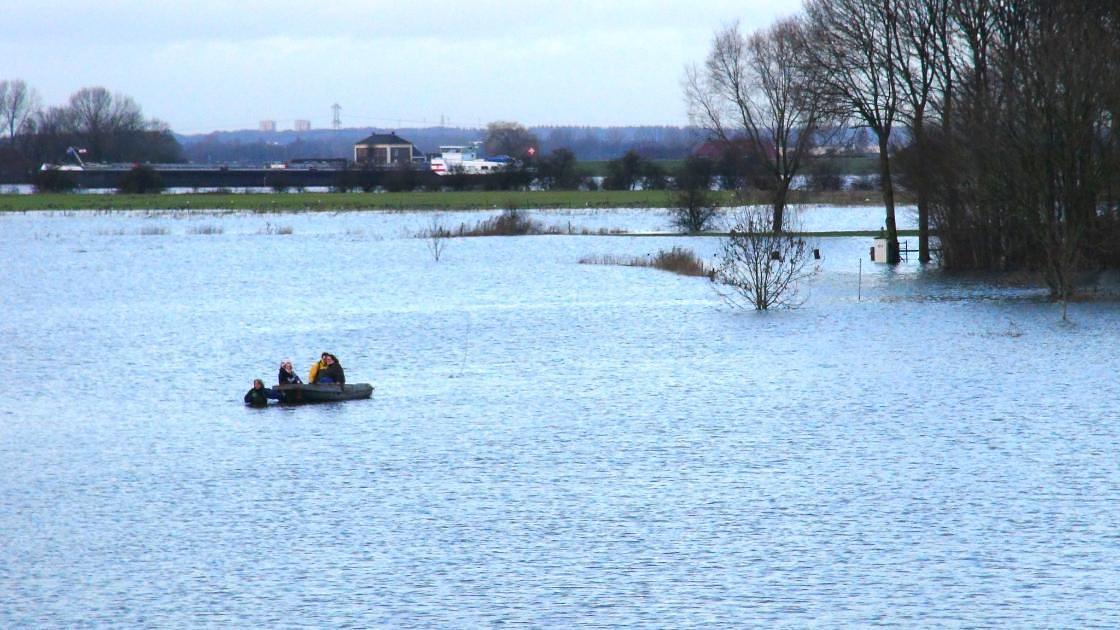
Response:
[275,383,374,404]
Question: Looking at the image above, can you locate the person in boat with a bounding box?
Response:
[278,359,302,385]
[314,353,345,385]
[244,379,274,407]
[308,352,329,383]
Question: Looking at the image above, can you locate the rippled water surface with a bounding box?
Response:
[2,207,1119,627]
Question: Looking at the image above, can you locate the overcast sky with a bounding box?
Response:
[4,0,799,134]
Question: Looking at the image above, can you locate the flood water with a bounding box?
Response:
[2,206,1119,627]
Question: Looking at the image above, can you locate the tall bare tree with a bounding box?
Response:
[803,0,903,263]
[921,0,998,270]
[921,0,1119,305]
[0,79,40,142]
[67,87,145,159]
[686,18,829,232]
[891,0,949,263]
[1003,1,1115,305]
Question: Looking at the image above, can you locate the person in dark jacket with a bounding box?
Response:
[278,359,302,385]
[314,353,345,385]
[244,379,272,407]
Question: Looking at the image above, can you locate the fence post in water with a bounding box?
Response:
[858,258,862,302]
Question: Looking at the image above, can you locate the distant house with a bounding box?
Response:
[353,132,421,167]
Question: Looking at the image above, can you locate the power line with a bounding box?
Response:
[343,111,437,126]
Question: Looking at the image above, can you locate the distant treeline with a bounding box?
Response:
[175,125,705,164]
[2,79,878,187]
[0,80,716,180]
[30,146,870,197]
[0,83,183,180]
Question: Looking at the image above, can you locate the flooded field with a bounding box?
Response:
[2,206,1118,626]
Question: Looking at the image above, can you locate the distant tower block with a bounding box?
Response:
[259,120,276,132]
[331,103,341,130]
[294,119,311,131]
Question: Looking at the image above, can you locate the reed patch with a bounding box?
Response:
[418,209,563,238]
[580,246,712,278]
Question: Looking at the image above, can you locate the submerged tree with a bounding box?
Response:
[803,0,903,263]
[890,0,949,263]
[921,0,1120,306]
[714,204,819,310]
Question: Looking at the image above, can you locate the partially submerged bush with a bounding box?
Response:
[714,205,819,310]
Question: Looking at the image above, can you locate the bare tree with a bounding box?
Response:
[0,79,40,142]
[686,18,829,232]
[67,87,145,158]
[925,0,1000,270]
[921,0,1119,307]
[892,0,949,263]
[714,204,819,310]
[803,0,903,263]
[1006,2,1114,305]
[21,106,74,168]
[424,215,450,262]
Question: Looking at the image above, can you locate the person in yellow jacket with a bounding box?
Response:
[308,352,329,383]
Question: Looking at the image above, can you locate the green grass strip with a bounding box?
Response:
[0,189,910,213]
